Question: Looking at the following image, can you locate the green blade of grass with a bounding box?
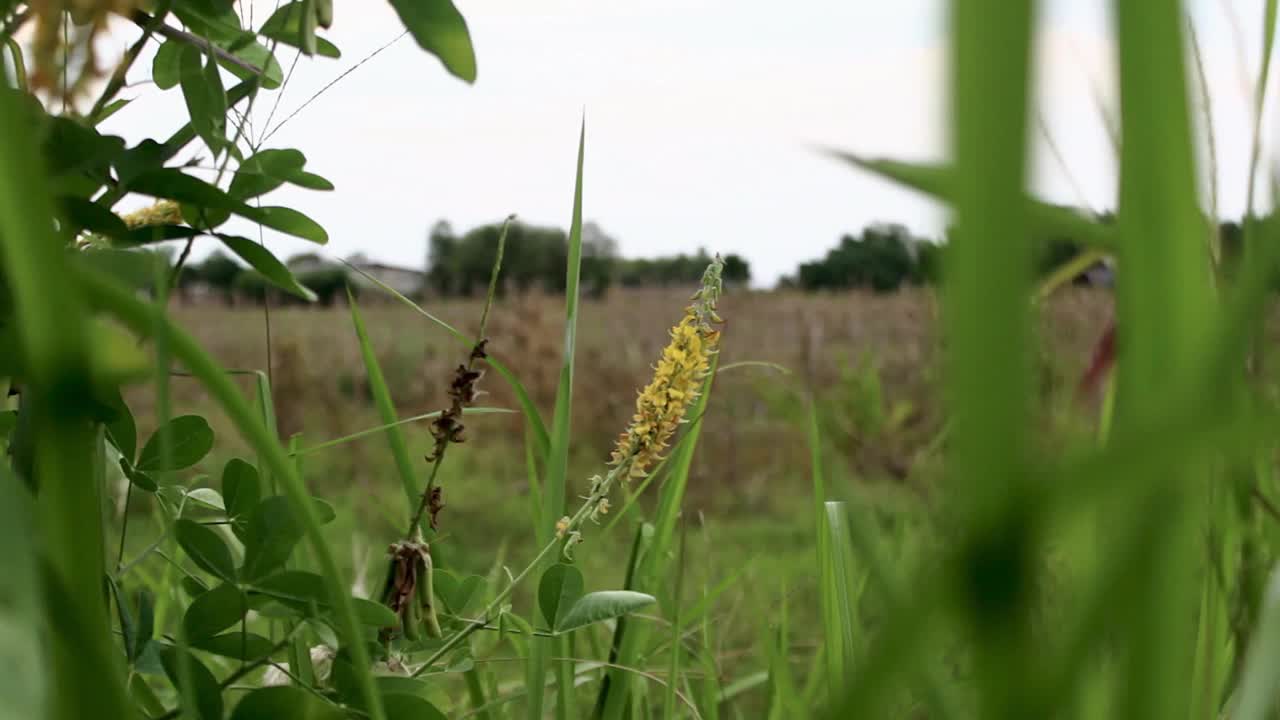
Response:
[347,288,421,529]
[342,260,551,461]
[1112,1,1216,717]
[663,520,688,720]
[819,500,857,706]
[824,151,1116,252]
[529,118,587,720]
[1230,563,1280,720]
[0,454,44,720]
[764,587,801,720]
[538,117,586,543]
[252,370,279,493]
[0,82,132,720]
[947,0,1039,716]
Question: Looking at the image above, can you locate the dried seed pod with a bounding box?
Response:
[416,551,443,639]
[402,593,422,642]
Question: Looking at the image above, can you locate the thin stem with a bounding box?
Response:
[404,216,513,537]
[114,477,135,571]
[477,214,514,338]
[117,528,172,578]
[411,464,625,678]
[256,197,275,395]
[167,234,197,293]
[88,1,172,122]
[154,634,297,720]
[406,450,448,540]
[262,31,407,144]
[128,9,266,77]
[292,409,509,457]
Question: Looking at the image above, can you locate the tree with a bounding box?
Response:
[426,220,458,296]
[722,254,751,287]
[794,223,922,293]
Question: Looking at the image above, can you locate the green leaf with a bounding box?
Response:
[185,488,226,512]
[60,196,129,239]
[190,631,275,661]
[253,569,326,604]
[347,289,420,528]
[240,205,329,244]
[387,0,477,83]
[126,167,237,209]
[383,693,447,720]
[222,458,261,540]
[557,591,655,635]
[219,41,284,89]
[230,148,332,199]
[125,466,158,492]
[179,44,228,155]
[42,116,126,187]
[242,496,305,580]
[152,39,183,90]
[109,579,146,666]
[232,149,304,198]
[538,563,584,631]
[352,598,400,628]
[435,571,485,615]
[254,571,397,626]
[259,3,342,58]
[218,234,317,301]
[183,581,247,640]
[123,224,202,246]
[230,686,345,720]
[103,388,137,463]
[312,497,336,524]
[113,139,166,187]
[175,518,238,582]
[77,247,167,290]
[172,1,244,43]
[181,576,210,600]
[137,415,215,471]
[91,98,131,126]
[0,409,16,437]
[160,646,223,720]
[127,169,327,242]
[129,673,166,716]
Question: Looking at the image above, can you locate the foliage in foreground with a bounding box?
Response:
[9,1,1280,719]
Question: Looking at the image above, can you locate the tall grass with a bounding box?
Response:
[10,0,1280,718]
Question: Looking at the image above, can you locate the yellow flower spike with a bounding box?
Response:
[120,200,184,229]
[609,256,724,479]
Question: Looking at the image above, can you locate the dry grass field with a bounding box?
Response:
[132,286,1115,510]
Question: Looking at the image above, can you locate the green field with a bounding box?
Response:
[10,0,1280,718]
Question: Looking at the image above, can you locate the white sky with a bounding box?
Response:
[91,0,1280,286]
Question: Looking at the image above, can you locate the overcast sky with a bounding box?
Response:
[93,0,1280,286]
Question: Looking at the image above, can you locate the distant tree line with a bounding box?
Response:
[779,223,942,292]
[174,219,754,305]
[781,214,1280,293]
[426,220,751,298]
[177,252,358,306]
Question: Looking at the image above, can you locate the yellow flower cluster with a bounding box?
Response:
[120,200,183,229]
[27,1,137,98]
[610,264,722,478]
